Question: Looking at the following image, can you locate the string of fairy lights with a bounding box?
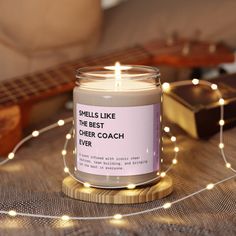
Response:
[0,79,235,222]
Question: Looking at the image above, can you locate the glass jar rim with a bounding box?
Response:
[76,65,160,80]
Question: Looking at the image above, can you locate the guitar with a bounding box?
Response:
[0,38,234,155]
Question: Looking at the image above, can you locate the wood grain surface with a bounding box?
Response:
[62,175,173,204]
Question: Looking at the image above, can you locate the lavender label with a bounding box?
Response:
[75,103,161,176]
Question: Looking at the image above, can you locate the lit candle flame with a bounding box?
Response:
[115,62,121,81]
[104,62,132,89]
[114,62,121,89]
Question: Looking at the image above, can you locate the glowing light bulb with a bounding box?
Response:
[8,210,17,216]
[164,126,170,133]
[172,159,178,164]
[127,184,136,189]
[174,147,179,152]
[211,84,218,90]
[58,120,65,126]
[219,120,225,126]
[163,202,172,209]
[219,143,224,149]
[219,98,225,105]
[8,152,15,160]
[226,163,231,168]
[206,183,214,190]
[61,150,67,155]
[161,158,164,163]
[113,214,122,220]
[61,215,70,221]
[192,78,199,85]
[171,136,176,142]
[66,134,72,140]
[84,182,91,188]
[162,82,170,92]
[64,167,69,173]
[160,172,166,178]
[32,130,39,137]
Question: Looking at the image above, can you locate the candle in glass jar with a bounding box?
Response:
[73,63,162,188]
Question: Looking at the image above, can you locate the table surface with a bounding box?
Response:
[0,109,235,236]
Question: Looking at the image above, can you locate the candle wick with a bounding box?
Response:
[115,80,121,88]
[115,62,122,90]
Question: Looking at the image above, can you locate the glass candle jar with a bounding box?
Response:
[73,64,162,188]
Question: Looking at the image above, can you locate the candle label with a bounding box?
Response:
[76,103,161,176]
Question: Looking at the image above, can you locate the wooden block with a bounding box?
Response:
[62,175,173,204]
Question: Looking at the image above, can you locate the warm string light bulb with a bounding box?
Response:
[8,210,17,216]
[32,130,39,137]
[171,136,176,142]
[64,167,69,173]
[192,78,199,85]
[172,159,178,164]
[58,120,65,126]
[66,134,72,140]
[206,183,214,190]
[164,126,170,133]
[174,147,179,152]
[211,84,218,90]
[113,214,122,220]
[219,120,225,126]
[163,202,172,209]
[127,184,136,189]
[162,82,170,92]
[160,172,166,178]
[61,150,67,155]
[219,143,224,149]
[8,152,15,160]
[61,215,70,221]
[219,98,225,105]
[226,163,231,168]
[83,182,91,188]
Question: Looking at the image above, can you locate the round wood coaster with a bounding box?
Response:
[62,176,173,204]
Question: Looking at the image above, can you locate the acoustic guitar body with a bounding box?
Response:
[0,105,22,156]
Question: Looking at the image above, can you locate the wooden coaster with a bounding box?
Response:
[62,176,173,204]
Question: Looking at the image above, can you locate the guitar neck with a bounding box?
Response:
[0,39,234,107]
[0,45,151,107]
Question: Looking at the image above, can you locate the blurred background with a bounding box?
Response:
[1,0,236,81]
